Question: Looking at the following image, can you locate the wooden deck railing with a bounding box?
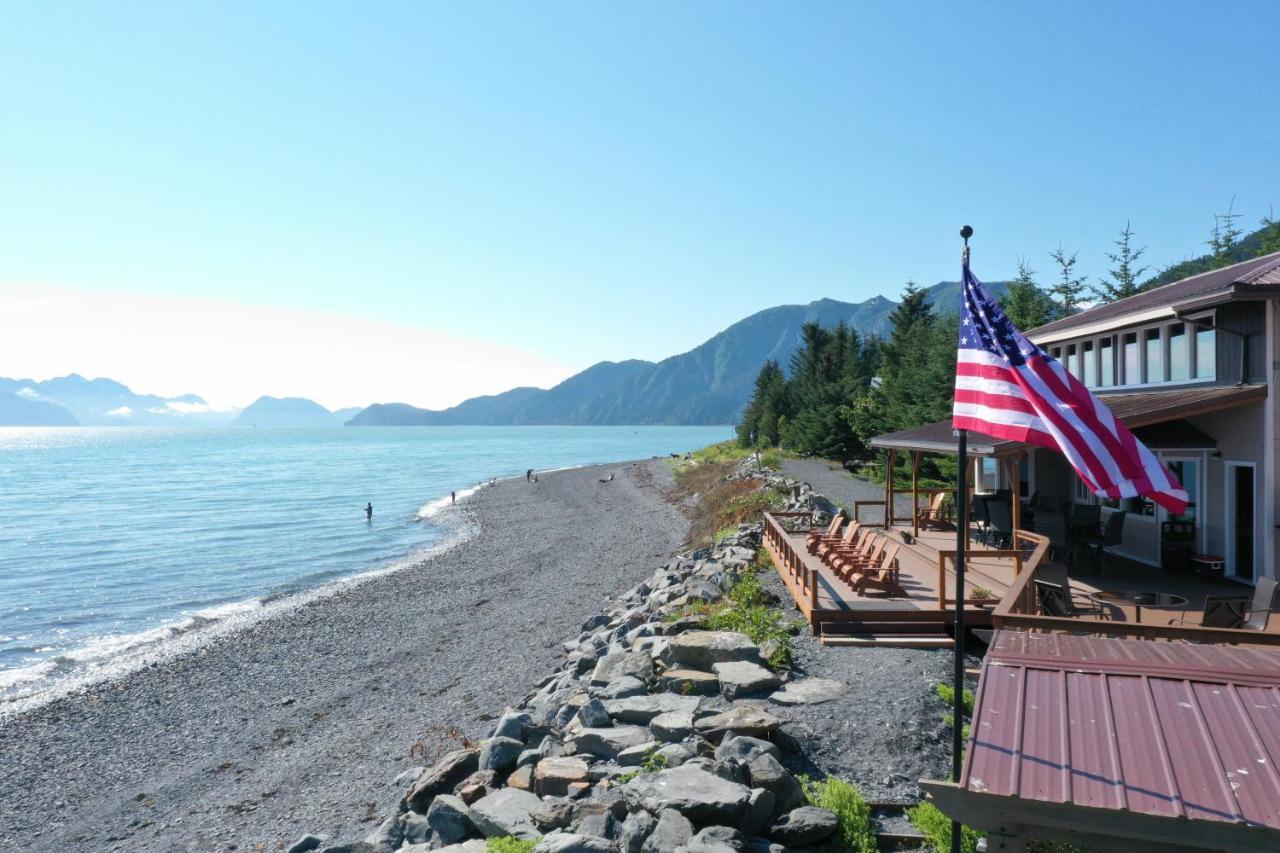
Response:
[851,500,886,527]
[762,511,818,618]
[991,554,1280,646]
[932,530,1049,610]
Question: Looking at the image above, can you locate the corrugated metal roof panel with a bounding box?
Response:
[965,631,1280,830]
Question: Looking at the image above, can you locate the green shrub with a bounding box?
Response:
[703,563,802,668]
[936,682,975,716]
[908,801,983,853]
[799,775,878,853]
[486,837,537,853]
[759,449,783,469]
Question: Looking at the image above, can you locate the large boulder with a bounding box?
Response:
[619,809,655,853]
[713,662,781,700]
[667,631,762,670]
[535,757,591,797]
[715,736,781,764]
[567,726,651,760]
[533,832,615,853]
[768,678,846,706]
[768,806,840,846]
[468,787,545,840]
[687,825,747,852]
[425,795,475,846]
[659,669,720,696]
[744,753,803,816]
[695,706,783,741]
[479,736,524,772]
[405,748,479,813]
[625,764,752,824]
[604,694,702,724]
[640,809,693,853]
[591,651,654,686]
[649,710,695,742]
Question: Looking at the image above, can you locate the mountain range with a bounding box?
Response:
[1,279,1006,428]
[347,279,1009,426]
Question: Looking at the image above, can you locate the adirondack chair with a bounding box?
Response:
[915,492,949,530]
[829,533,887,580]
[806,513,845,554]
[851,544,905,597]
[815,520,861,560]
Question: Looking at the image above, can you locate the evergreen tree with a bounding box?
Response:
[1207,199,1243,269]
[1048,245,1088,314]
[998,258,1056,330]
[736,360,788,447]
[1092,221,1149,303]
[1259,209,1280,255]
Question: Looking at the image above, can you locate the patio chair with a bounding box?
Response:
[972,495,991,544]
[1037,494,1063,512]
[806,512,845,554]
[1032,567,1104,617]
[1168,595,1248,629]
[814,519,860,559]
[1083,511,1125,575]
[851,543,905,597]
[1244,577,1279,632]
[1032,510,1070,563]
[986,499,1014,548]
[915,492,949,530]
[1033,579,1103,618]
[828,532,886,578]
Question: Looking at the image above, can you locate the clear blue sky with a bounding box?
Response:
[2,2,1278,405]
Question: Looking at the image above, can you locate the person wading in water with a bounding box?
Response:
[365,502,373,522]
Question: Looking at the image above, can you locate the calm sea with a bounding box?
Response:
[0,425,729,708]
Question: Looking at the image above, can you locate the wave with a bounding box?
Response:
[416,481,488,520]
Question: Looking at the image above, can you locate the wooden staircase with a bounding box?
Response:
[818,617,955,648]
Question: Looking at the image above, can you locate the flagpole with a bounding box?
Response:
[950,225,973,853]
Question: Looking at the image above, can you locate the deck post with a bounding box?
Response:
[1008,456,1021,537]
[911,451,922,538]
[886,449,895,529]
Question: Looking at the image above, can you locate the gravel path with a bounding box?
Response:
[781,458,915,523]
[0,460,687,853]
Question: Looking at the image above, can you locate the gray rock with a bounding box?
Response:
[518,748,542,768]
[619,809,655,853]
[605,694,702,724]
[393,766,426,787]
[363,815,403,852]
[695,706,783,741]
[534,832,616,853]
[574,811,615,840]
[318,844,376,853]
[577,698,612,728]
[535,757,591,797]
[767,806,840,846]
[401,810,431,845]
[768,677,846,706]
[659,669,720,696]
[744,753,803,815]
[617,741,660,766]
[714,736,781,764]
[640,808,694,853]
[667,631,761,670]
[742,840,784,853]
[712,662,781,700]
[687,825,746,852]
[286,836,325,853]
[479,736,525,772]
[654,743,695,768]
[600,675,648,699]
[405,748,479,813]
[625,764,752,824]
[531,796,576,833]
[494,710,533,740]
[568,726,651,759]
[430,842,487,853]
[649,710,695,742]
[468,787,546,839]
[425,794,474,846]
[591,651,654,686]
[739,787,775,836]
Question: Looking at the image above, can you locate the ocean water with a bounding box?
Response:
[0,425,730,709]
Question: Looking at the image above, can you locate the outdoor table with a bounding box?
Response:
[1088,590,1189,624]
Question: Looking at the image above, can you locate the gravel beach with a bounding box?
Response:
[0,459,688,852]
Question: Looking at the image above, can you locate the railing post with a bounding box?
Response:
[937,553,947,610]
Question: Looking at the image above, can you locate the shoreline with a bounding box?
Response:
[0,458,690,851]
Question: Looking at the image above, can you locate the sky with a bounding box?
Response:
[2,2,1278,410]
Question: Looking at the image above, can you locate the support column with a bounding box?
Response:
[912,451,922,538]
[886,450,896,530]
[1008,456,1021,540]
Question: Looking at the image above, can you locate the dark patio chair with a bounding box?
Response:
[972,494,991,544]
[1168,595,1248,629]
[1244,577,1279,632]
[1037,494,1063,512]
[1035,565,1104,616]
[986,499,1014,548]
[1032,510,1069,562]
[1083,511,1125,575]
[1033,579,1103,618]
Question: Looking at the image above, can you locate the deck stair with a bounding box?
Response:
[819,618,954,648]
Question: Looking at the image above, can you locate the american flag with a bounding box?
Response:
[952,261,1188,515]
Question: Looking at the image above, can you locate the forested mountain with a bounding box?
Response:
[347,280,1011,426]
[231,396,353,427]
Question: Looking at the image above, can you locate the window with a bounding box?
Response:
[1050,346,1061,362]
[1099,337,1114,386]
[977,458,999,492]
[1145,328,1163,383]
[1195,327,1215,379]
[1168,325,1187,382]
[1123,333,1139,384]
[1066,344,1078,379]
[1082,341,1096,387]
[1165,459,1199,525]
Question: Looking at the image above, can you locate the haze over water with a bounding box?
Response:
[0,425,729,706]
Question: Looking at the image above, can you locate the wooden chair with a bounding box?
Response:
[915,492,949,530]
[806,512,845,554]
[827,532,884,578]
[851,544,905,597]
[814,520,861,560]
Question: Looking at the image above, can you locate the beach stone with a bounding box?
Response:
[695,706,782,740]
[739,788,775,836]
[640,808,693,852]
[363,815,403,851]
[618,741,660,766]
[401,810,431,845]
[455,769,497,804]
[650,710,696,742]
[318,844,377,853]
[494,710,532,740]
[619,809,655,853]
[574,811,615,839]
[591,651,654,686]
[713,662,781,700]
[768,806,839,846]
[600,675,648,699]
[531,796,575,833]
[393,766,426,787]
[286,836,325,853]
[479,736,524,772]
[431,842,487,853]
[534,832,615,853]
[654,742,695,767]
[577,698,611,728]
[535,757,591,797]
[468,787,545,840]
[605,694,702,724]
[625,764,751,824]
[715,736,781,764]
[405,748,479,812]
[688,825,747,852]
[425,794,474,846]
[568,726,651,759]
[667,632,762,670]
[517,748,541,768]
[508,763,535,791]
[768,678,845,706]
[744,753,802,815]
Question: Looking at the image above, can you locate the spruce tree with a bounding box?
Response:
[1207,199,1243,269]
[1048,245,1088,314]
[1259,209,1280,255]
[1092,221,1149,303]
[998,258,1056,329]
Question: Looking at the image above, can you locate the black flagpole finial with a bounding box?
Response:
[960,225,973,244]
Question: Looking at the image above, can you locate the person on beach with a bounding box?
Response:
[451,491,456,504]
[365,502,373,521]
[526,468,533,482]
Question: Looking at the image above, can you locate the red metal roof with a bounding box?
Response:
[964,631,1280,830]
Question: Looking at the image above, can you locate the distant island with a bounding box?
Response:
[231,396,361,428]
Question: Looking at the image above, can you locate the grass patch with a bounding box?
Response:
[799,775,878,853]
[696,554,802,669]
[673,459,788,549]
[908,801,983,853]
[486,838,537,853]
[935,682,975,716]
[616,747,669,783]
